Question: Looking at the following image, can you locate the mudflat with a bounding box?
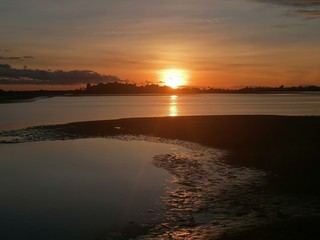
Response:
[52,115,320,188]
[2,115,320,239]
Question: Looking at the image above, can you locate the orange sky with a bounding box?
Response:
[0,0,320,90]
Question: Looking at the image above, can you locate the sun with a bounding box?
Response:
[161,69,189,89]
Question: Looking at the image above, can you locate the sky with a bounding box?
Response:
[0,0,319,90]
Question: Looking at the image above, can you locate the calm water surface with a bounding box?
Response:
[0,138,189,240]
[1,93,320,130]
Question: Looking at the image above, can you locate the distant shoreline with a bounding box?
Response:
[1,90,320,104]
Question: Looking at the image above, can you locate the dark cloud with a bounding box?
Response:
[258,0,320,7]
[290,9,320,17]
[256,0,320,18]
[0,64,122,85]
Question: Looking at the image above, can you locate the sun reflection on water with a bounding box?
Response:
[169,95,179,117]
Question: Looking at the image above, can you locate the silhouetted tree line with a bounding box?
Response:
[214,85,320,94]
[85,82,176,94]
[83,82,320,94]
[1,83,320,102]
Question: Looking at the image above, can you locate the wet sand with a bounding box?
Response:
[46,115,319,188]
[2,115,320,239]
[50,115,320,239]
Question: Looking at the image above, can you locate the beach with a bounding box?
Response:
[2,115,320,239]
[51,115,320,188]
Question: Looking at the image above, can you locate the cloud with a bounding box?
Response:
[256,0,320,18]
[258,0,320,7]
[289,9,320,17]
[0,55,35,61]
[0,64,122,85]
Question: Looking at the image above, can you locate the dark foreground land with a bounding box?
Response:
[46,115,320,239]
[3,115,320,239]
[52,115,320,192]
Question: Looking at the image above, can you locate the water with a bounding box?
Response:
[0,138,190,240]
[0,135,280,240]
[1,93,320,239]
[1,93,320,130]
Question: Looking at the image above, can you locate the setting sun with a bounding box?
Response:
[161,69,189,88]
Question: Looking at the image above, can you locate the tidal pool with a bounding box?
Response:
[0,138,189,240]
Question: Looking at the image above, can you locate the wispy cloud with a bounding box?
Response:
[0,64,121,85]
[0,49,11,52]
[256,0,320,18]
[0,56,35,61]
[257,0,320,7]
[289,9,320,17]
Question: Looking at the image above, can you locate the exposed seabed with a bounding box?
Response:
[1,116,320,239]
